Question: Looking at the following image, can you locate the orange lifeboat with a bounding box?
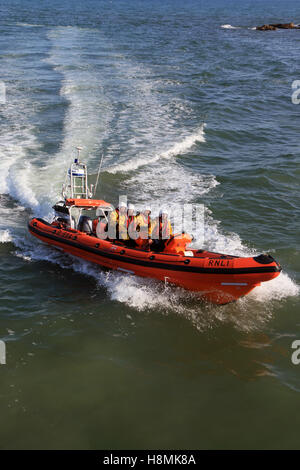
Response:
[28,151,282,305]
[28,216,281,305]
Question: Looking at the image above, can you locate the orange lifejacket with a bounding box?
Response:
[138,213,150,227]
[118,211,129,240]
[151,217,172,240]
[109,208,126,239]
[128,215,135,229]
[135,213,151,237]
[110,208,120,223]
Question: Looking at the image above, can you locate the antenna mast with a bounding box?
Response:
[93,153,104,197]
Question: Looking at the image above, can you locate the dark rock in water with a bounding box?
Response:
[271,22,295,29]
[256,24,277,31]
[256,22,300,31]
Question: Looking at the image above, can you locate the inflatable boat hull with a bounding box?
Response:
[28,218,281,305]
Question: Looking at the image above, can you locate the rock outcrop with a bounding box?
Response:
[257,24,277,31]
[256,22,299,31]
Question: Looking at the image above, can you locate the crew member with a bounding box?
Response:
[108,201,127,240]
[151,209,173,252]
[135,205,152,250]
[126,203,137,247]
[127,203,135,227]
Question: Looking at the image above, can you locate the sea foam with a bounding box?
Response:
[221,24,240,29]
[106,124,206,174]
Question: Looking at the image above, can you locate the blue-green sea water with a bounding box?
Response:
[0,0,299,449]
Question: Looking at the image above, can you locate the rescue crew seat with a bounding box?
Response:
[77,215,93,234]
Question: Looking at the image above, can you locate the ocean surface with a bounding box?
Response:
[0,0,299,449]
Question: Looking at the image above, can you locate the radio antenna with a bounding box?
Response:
[93,153,104,197]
